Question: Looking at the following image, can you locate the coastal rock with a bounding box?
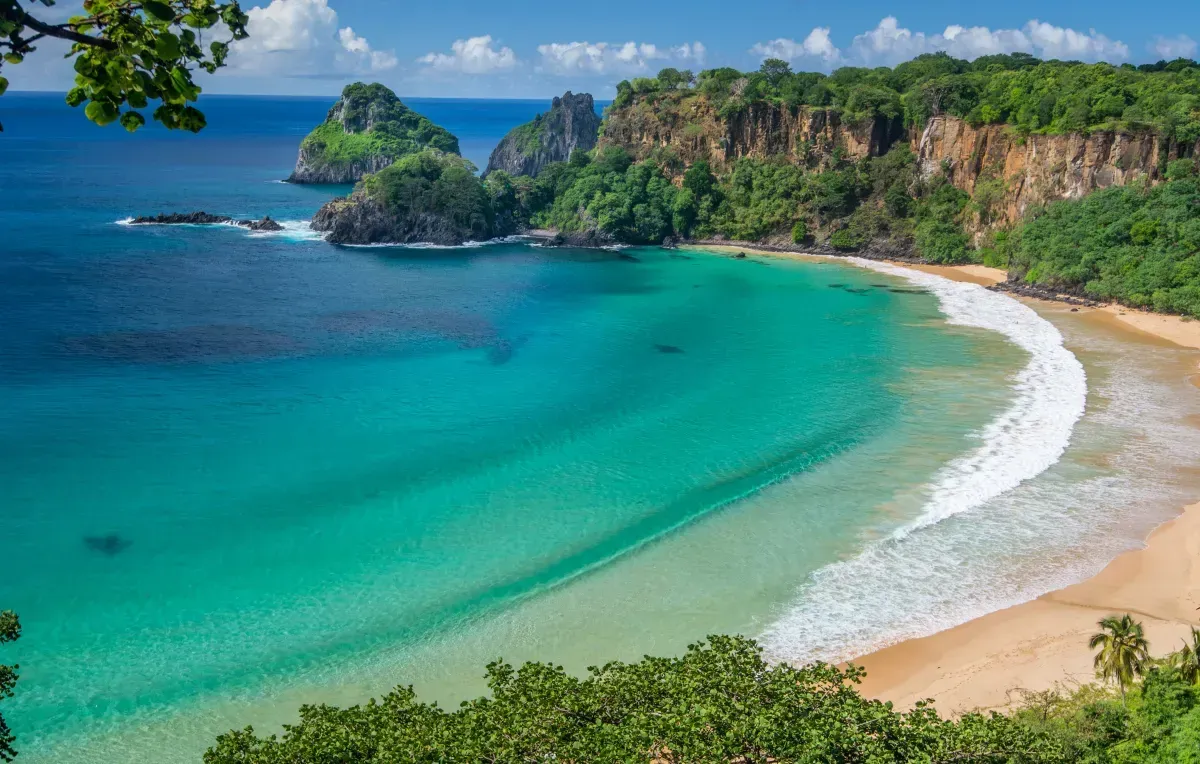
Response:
[130,212,284,232]
[288,83,459,184]
[485,92,602,178]
[913,116,1200,238]
[311,150,506,246]
[543,228,618,248]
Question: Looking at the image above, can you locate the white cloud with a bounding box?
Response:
[418,36,518,74]
[751,28,840,64]
[751,17,1130,69]
[226,0,397,76]
[1150,34,1198,60]
[535,40,706,75]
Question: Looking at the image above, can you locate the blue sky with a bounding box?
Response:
[8,0,1200,99]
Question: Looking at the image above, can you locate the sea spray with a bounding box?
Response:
[761,262,1088,664]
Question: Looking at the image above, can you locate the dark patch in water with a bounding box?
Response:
[887,288,928,295]
[617,253,640,262]
[487,340,514,365]
[870,283,892,288]
[654,344,684,354]
[827,283,847,289]
[843,287,871,294]
[62,325,304,364]
[669,253,692,260]
[320,308,498,348]
[84,534,131,556]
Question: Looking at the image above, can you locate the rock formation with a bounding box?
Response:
[311,150,513,246]
[288,83,459,184]
[485,92,602,177]
[129,212,284,231]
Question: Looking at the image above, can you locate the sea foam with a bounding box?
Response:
[761,261,1089,664]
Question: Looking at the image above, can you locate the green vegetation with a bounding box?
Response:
[205,635,1058,763]
[614,53,1200,139]
[0,610,19,762]
[999,165,1200,317]
[297,83,459,175]
[204,616,1200,763]
[0,0,250,132]
[520,142,975,263]
[509,117,547,154]
[359,150,495,240]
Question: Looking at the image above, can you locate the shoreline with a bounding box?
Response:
[692,243,1200,713]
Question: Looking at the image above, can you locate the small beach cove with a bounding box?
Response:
[698,245,1200,714]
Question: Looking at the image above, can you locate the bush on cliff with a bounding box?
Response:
[1001,174,1200,317]
[204,635,1060,763]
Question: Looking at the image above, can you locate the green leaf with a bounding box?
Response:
[65,86,87,107]
[3,53,24,65]
[143,1,177,22]
[84,100,119,126]
[155,32,181,60]
[119,111,146,133]
[0,77,8,97]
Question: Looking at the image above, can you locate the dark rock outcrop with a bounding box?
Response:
[129,212,284,231]
[310,150,506,246]
[542,228,618,248]
[288,82,460,184]
[485,92,601,177]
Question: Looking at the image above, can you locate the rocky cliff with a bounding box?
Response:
[289,83,459,184]
[912,116,1200,234]
[485,92,601,177]
[600,99,904,172]
[311,150,511,245]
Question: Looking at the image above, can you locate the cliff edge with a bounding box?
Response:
[485,92,601,177]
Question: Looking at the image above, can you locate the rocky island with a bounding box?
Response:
[288,83,459,184]
[484,92,601,177]
[311,151,521,245]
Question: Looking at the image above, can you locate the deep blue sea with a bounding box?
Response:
[11,91,1188,764]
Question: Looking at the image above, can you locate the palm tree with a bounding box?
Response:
[1088,614,1151,703]
[1170,627,1200,685]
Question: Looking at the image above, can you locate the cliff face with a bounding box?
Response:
[913,116,1200,235]
[600,98,904,171]
[485,92,601,177]
[289,83,460,184]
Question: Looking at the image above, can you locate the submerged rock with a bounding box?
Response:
[130,212,284,232]
[485,92,601,178]
[84,534,131,556]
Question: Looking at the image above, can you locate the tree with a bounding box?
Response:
[1172,628,1200,685]
[0,611,19,763]
[0,0,249,132]
[1089,614,1151,703]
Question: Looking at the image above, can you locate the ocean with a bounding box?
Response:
[2,93,1199,763]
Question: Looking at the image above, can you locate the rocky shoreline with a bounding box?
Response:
[129,212,284,232]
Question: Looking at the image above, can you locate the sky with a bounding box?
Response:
[7,0,1200,100]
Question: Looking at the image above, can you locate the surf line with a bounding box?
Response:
[761,259,1087,663]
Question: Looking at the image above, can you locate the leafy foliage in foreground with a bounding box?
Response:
[1000,163,1200,317]
[0,610,19,762]
[204,635,1058,763]
[0,0,250,132]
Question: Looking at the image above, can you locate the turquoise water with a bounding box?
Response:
[0,94,1040,761]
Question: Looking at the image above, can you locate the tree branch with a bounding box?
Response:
[2,3,119,50]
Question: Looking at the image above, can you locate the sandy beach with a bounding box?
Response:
[696,244,1200,713]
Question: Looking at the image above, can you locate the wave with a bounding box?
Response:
[339,235,531,250]
[760,260,1088,664]
[115,217,326,242]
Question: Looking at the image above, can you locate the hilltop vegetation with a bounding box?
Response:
[289,83,459,184]
[615,53,1200,139]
